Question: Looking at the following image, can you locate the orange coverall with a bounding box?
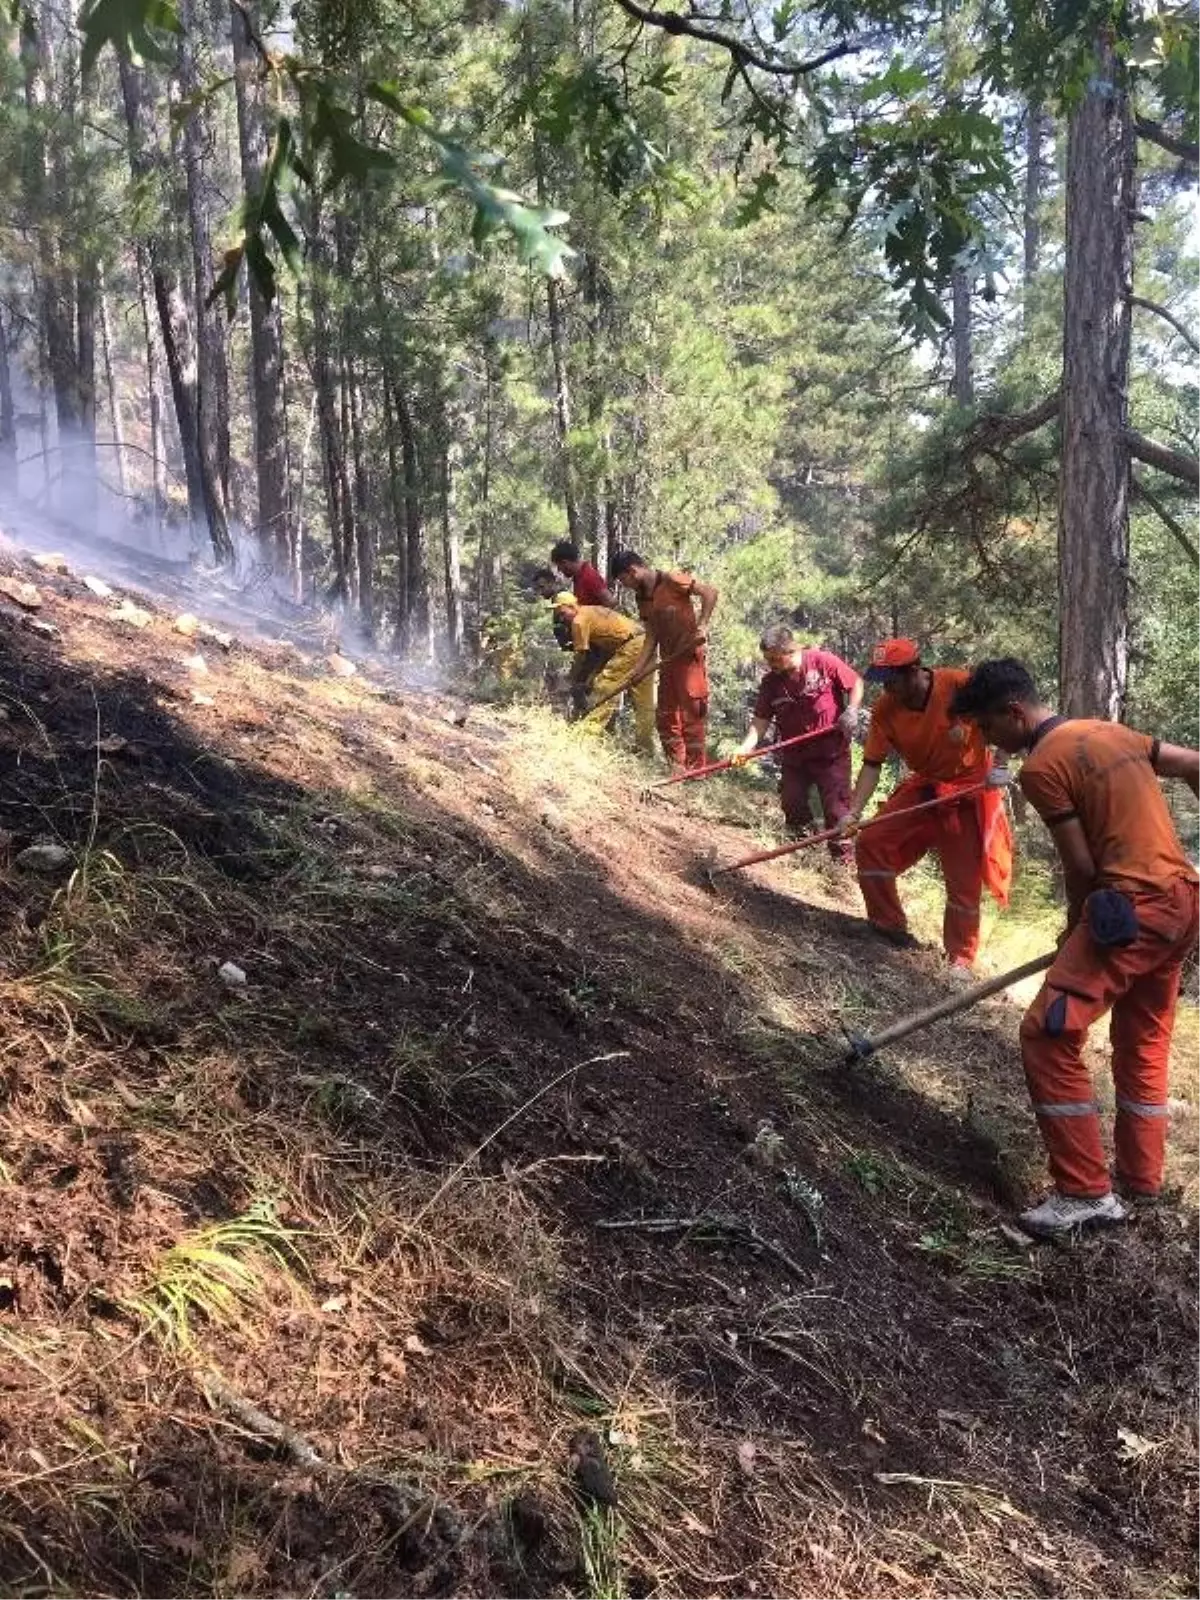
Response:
[1018,719,1199,1198]
[855,668,1013,965]
[637,571,708,770]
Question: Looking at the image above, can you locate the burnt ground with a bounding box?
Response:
[0,537,1196,1600]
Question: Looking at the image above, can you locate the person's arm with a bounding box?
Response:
[1046,815,1098,930]
[732,716,772,763]
[843,760,883,828]
[692,578,718,639]
[1153,741,1200,797]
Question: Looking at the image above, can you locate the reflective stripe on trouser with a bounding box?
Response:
[780,746,853,862]
[581,639,656,750]
[1019,878,1199,1196]
[657,655,708,771]
[853,779,985,963]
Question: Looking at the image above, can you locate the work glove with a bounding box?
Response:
[835,811,862,837]
[837,707,860,736]
[985,765,1015,789]
[728,750,754,769]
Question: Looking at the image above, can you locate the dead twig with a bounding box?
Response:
[596,1213,810,1281]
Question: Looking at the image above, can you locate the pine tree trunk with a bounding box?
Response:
[119,53,232,561]
[441,409,465,657]
[381,374,408,640]
[177,0,232,523]
[546,276,582,544]
[951,267,973,405]
[231,0,292,571]
[348,366,374,636]
[1023,100,1048,286]
[1057,32,1133,721]
[393,380,430,656]
[0,311,16,471]
[98,266,128,498]
[135,248,168,525]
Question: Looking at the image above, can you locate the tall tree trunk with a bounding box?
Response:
[381,373,408,641]
[440,402,464,657]
[97,266,127,498]
[177,0,232,524]
[393,380,430,656]
[546,277,582,544]
[135,247,168,525]
[0,311,16,472]
[348,366,373,636]
[1057,33,1134,721]
[231,0,292,571]
[1023,100,1048,286]
[950,267,973,405]
[304,219,354,600]
[118,53,232,561]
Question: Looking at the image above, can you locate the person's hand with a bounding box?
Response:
[836,810,862,837]
[985,765,1014,789]
[837,707,860,736]
[729,750,753,769]
[692,626,708,647]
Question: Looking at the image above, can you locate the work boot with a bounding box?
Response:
[1018,1191,1128,1237]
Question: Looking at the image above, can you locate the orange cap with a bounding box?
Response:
[865,637,920,681]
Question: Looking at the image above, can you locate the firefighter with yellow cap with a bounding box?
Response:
[550,593,656,753]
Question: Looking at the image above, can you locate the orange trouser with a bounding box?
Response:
[854,779,985,964]
[657,653,708,771]
[1019,878,1198,1197]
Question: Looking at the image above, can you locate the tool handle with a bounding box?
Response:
[587,638,698,714]
[853,951,1056,1056]
[713,784,986,877]
[652,725,840,789]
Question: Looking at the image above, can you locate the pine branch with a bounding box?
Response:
[1129,294,1199,355]
[605,0,879,77]
[1134,117,1200,168]
[1124,428,1200,487]
[1133,473,1199,563]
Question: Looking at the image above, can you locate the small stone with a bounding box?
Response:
[111,600,153,629]
[327,653,357,678]
[190,690,215,707]
[82,576,114,599]
[14,842,72,873]
[444,709,468,728]
[32,552,69,574]
[182,653,209,676]
[174,613,200,637]
[0,707,9,721]
[25,618,61,639]
[199,624,233,651]
[217,961,247,988]
[0,577,42,610]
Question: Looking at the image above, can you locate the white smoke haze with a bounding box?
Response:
[0,356,451,693]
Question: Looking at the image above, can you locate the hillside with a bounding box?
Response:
[0,533,1195,1600]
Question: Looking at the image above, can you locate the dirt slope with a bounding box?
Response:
[0,536,1195,1600]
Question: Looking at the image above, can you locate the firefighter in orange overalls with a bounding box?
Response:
[950,658,1199,1237]
[609,549,718,772]
[841,638,1013,968]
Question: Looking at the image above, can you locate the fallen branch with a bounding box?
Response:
[596,1212,810,1281]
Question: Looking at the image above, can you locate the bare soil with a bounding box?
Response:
[0,535,1195,1599]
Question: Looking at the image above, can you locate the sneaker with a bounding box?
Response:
[1018,1191,1129,1237]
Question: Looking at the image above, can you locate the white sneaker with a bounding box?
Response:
[1019,1191,1129,1237]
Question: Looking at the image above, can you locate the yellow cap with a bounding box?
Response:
[550,591,577,610]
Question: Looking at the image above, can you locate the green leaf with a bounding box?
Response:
[77,0,180,76]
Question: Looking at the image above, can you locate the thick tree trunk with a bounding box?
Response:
[546,277,582,544]
[135,248,168,525]
[119,54,232,561]
[231,0,292,571]
[1057,33,1134,721]
[441,407,465,657]
[348,367,373,636]
[393,380,430,656]
[305,224,354,600]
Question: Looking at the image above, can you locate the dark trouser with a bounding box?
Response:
[780,746,853,862]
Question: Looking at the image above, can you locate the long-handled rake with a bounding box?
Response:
[586,638,700,718]
[701,782,988,889]
[648,724,842,789]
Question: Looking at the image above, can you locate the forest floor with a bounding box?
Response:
[0,531,1196,1600]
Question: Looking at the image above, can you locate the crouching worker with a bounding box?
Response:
[951,659,1199,1236]
[731,625,863,863]
[551,593,656,753]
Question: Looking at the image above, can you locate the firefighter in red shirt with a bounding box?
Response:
[731,625,863,863]
[550,541,616,607]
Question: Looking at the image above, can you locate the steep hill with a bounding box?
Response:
[0,534,1195,1600]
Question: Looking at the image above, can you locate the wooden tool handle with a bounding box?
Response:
[854,951,1056,1055]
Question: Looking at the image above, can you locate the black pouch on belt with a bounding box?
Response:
[1085,887,1139,947]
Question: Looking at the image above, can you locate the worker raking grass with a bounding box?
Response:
[550,591,656,753]
[731,624,863,865]
[843,638,1013,970]
[952,659,1199,1237]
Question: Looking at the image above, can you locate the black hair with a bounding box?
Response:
[609,548,646,579]
[531,566,560,593]
[950,658,1041,718]
[550,541,581,565]
[760,624,795,652]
